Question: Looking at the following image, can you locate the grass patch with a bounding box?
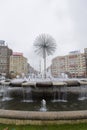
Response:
[1,123,87,130]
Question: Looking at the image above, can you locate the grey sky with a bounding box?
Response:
[0,0,87,70]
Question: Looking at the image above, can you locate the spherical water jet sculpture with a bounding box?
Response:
[34,33,56,79]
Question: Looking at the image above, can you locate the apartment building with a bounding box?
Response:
[51,56,67,77]
[0,40,13,77]
[51,50,86,78]
[9,52,28,77]
[67,52,86,78]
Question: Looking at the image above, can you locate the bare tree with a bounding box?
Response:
[34,33,56,78]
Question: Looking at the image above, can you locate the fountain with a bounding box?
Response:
[52,86,67,102]
[0,84,12,101]
[22,87,33,102]
[78,85,87,101]
[40,99,47,112]
[0,78,87,124]
[0,78,87,111]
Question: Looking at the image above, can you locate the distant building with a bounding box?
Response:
[51,50,86,78]
[9,52,28,77]
[0,40,13,77]
[51,56,67,78]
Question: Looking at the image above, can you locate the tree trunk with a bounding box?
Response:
[43,49,46,79]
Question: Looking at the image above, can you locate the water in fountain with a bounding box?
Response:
[78,85,87,100]
[40,99,47,112]
[1,84,13,101]
[22,87,33,102]
[61,86,67,102]
[52,86,67,102]
[0,85,3,97]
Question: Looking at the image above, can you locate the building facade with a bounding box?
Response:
[9,52,28,77]
[0,40,13,77]
[51,50,86,78]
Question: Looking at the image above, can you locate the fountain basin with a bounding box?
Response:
[1,80,87,113]
[0,80,87,124]
[2,79,86,87]
[0,109,87,125]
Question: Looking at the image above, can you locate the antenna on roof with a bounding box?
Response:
[0,40,5,46]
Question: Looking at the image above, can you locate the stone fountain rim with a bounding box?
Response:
[0,109,87,120]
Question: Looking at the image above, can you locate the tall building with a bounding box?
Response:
[51,50,86,78]
[0,40,13,77]
[9,52,28,77]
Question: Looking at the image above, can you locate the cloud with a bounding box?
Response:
[0,0,87,69]
[68,0,87,49]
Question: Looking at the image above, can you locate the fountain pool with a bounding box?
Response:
[0,84,87,111]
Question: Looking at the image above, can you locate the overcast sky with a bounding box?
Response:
[0,0,87,70]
